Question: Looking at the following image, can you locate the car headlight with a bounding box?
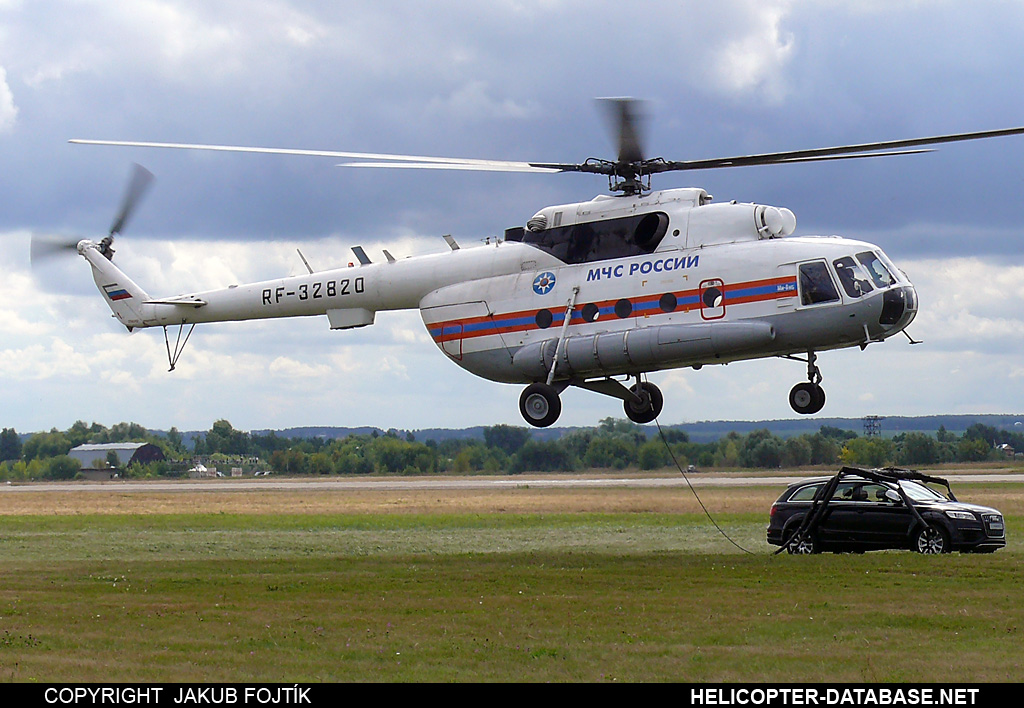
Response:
[945,510,976,521]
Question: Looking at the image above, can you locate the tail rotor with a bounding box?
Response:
[30,163,154,268]
[103,162,155,260]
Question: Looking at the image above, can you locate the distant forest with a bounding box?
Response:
[2,414,1023,481]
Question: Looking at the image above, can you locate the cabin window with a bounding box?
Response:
[510,211,670,265]
[798,261,840,306]
[832,256,874,299]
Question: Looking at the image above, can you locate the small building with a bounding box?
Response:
[69,443,165,474]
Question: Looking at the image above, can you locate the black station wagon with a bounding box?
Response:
[766,467,1006,554]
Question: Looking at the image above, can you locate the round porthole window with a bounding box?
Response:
[703,287,723,309]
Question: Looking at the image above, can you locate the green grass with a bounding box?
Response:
[1,511,1022,682]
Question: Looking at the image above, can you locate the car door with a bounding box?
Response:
[818,482,866,543]
[855,484,915,544]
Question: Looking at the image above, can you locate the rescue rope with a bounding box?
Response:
[652,410,759,555]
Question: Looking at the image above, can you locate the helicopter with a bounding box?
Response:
[49,99,1024,427]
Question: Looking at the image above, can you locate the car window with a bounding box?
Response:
[832,482,877,502]
[789,483,823,502]
[833,482,857,500]
[861,484,891,502]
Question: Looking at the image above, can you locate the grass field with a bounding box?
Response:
[1,477,1022,682]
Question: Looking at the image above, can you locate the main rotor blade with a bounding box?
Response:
[656,126,1024,172]
[339,161,562,173]
[599,97,648,165]
[71,139,557,170]
[109,163,154,236]
[73,122,1024,182]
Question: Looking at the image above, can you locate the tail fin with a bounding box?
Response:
[79,241,152,330]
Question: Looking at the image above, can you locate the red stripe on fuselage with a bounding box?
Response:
[427,275,797,344]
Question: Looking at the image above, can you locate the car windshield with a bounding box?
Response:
[899,480,948,502]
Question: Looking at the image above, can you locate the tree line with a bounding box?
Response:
[0,419,1019,481]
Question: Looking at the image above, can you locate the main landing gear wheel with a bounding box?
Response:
[519,382,562,428]
[789,382,825,415]
[623,381,663,424]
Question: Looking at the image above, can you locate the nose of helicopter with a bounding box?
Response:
[879,282,918,332]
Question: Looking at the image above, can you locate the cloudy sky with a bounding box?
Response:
[2,0,1024,435]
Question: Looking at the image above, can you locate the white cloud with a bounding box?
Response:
[711,3,796,101]
[268,355,333,378]
[426,81,541,121]
[0,66,17,132]
[901,257,1024,353]
[0,339,92,380]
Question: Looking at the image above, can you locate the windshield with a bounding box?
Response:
[900,480,948,502]
[856,251,896,288]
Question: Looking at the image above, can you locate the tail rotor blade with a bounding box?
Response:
[30,234,80,267]
[109,163,154,237]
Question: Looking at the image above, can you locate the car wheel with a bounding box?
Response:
[785,529,819,555]
[913,523,950,554]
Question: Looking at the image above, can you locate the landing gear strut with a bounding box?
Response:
[788,351,826,415]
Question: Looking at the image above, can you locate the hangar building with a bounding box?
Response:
[69,443,165,476]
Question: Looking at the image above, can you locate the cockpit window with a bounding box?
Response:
[856,251,896,289]
[832,256,874,299]
[507,211,670,265]
[798,261,840,306]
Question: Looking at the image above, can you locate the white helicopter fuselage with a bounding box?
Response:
[70,101,1024,427]
[80,186,917,420]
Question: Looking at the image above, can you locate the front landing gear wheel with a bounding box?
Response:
[519,383,562,428]
[789,382,826,415]
[623,381,663,424]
